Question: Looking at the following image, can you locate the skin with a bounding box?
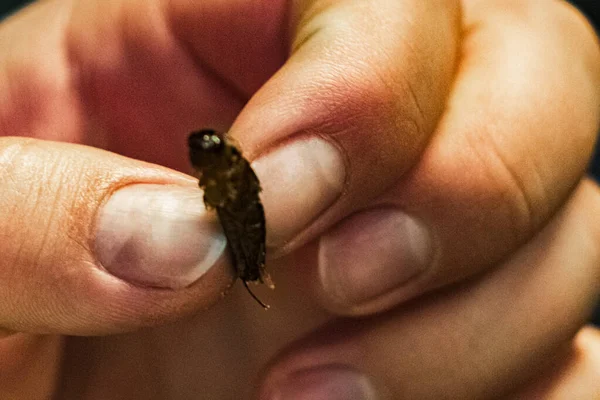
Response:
[0,0,599,398]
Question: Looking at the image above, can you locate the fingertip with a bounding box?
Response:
[0,138,236,335]
[95,184,228,290]
[316,208,434,316]
[252,136,346,251]
[65,247,237,335]
[260,365,382,400]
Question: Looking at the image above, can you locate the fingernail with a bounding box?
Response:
[95,184,227,289]
[266,366,378,400]
[318,208,432,307]
[252,136,346,248]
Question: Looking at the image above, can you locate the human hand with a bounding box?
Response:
[0,0,599,399]
[236,1,600,397]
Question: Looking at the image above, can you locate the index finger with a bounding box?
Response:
[225,0,460,250]
[287,1,600,315]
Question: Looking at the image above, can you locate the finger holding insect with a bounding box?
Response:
[231,0,600,316]
[0,138,235,336]
[231,0,460,252]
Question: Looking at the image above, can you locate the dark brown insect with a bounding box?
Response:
[188,129,273,308]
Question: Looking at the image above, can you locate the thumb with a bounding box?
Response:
[0,137,233,335]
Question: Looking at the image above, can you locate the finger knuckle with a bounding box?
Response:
[464,132,544,241]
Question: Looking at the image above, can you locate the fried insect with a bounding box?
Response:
[188,130,273,308]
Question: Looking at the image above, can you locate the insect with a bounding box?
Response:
[188,129,274,309]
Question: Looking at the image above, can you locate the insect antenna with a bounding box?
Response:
[242,280,270,310]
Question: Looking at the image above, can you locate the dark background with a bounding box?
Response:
[0,0,31,18]
[1,1,599,326]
